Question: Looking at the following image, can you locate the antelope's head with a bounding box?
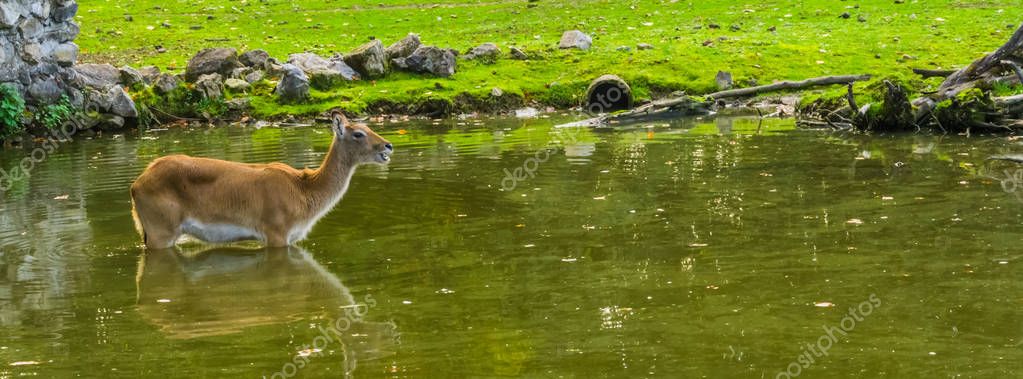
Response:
[331,111,393,165]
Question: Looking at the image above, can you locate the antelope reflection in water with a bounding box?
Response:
[135,246,398,373]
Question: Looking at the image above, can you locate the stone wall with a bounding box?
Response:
[0,0,80,105]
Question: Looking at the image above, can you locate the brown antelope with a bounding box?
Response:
[130,111,392,249]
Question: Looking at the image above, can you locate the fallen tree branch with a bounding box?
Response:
[1001,60,1023,85]
[937,23,1023,99]
[708,74,871,99]
[913,68,957,78]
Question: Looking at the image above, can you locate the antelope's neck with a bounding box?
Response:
[305,139,358,213]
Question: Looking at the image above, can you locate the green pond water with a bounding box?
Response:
[0,115,1021,378]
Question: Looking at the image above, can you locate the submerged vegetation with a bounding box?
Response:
[75,0,1022,118]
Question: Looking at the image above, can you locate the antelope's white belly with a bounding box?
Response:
[181,218,263,243]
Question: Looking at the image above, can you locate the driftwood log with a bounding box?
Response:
[707,75,871,100]
[912,68,957,79]
[566,74,872,127]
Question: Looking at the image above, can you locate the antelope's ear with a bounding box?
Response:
[330,111,348,137]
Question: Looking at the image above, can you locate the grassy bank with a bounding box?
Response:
[76,0,1022,118]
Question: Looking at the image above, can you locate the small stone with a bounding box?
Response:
[730,24,741,31]
[343,40,388,78]
[558,30,592,50]
[239,49,271,69]
[244,70,263,83]
[385,33,421,60]
[153,73,179,94]
[275,63,310,100]
[715,71,733,90]
[195,73,225,99]
[225,98,250,111]
[139,66,161,83]
[124,14,133,22]
[391,46,457,77]
[768,26,777,32]
[509,47,528,60]
[857,15,867,22]
[185,48,241,81]
[52,43,79,66]
[616,46,631,52]
[708,23,721,29]
[225,78,250,92]
[636,43,654,50]
[491,87,503,97]
[74,63,121,89]
[119,66,145,87]
[464,43,501,61]
[840,12,851,19]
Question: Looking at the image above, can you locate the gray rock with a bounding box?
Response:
[18,17,44,40]
[391,46,456,77]
[96,114,125,130]
[74,63,120,89]
[510,47,528,60]
[153,73,179,94]
[52,3,78,22]
[185,48,240,81]
[138,66,160,84]
[343,40,387,78]
[464,43,500,61]
[52,43,78,66]
[288,52,358,87]
[327,56,359,80]
[119,66,144,87]
[30,1,51,19]
[491,87,503,97]
[385,33,421,60]
[288,52,332,72]
[22,43,43,64]
[274,63,309,101]
[637,43,654,50]
[225,78,250,92]
[0,2,22,28]
[239,49,270,69]
[96,85,139,118]
[559,30,592,50]
[229,66,252,80]
[616,46,631,52]
[244,70,264,83]
[225,98,251,111]
[195,73,224,99]
[28,78,63,103]
[715,71,733,90]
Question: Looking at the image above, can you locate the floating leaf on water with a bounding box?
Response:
[846,218,864,225]
[53,195,69,200]
[688,243,708,247]
[814,302,835,308]
[156,299,171,303]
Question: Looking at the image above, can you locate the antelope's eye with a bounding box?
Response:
[353,131,366,139]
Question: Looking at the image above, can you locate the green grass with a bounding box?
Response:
[76,0,1023,117]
